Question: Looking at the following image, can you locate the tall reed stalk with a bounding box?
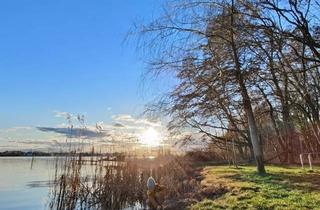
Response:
[48,155,199,210]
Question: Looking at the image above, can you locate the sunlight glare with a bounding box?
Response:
[140,127,161,147]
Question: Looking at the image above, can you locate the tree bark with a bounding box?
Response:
[230,0,265,174]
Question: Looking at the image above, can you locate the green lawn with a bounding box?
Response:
[191,165,320,210]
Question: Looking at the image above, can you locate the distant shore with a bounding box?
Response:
[0,150,124,158]
[0,150,51,157]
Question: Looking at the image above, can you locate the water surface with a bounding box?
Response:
[0,157,144,210]
[0,157,56,210]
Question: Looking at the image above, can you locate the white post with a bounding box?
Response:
[308,153,313,170]
[299,154,304,169]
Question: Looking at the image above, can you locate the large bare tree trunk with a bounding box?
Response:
[235,64,265,173]
[231,0,265,174]
[247,106,266,173]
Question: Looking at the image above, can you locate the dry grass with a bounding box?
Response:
[47,155,200,210]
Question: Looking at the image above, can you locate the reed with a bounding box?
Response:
[48,155,199,210]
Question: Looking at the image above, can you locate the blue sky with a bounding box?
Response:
[0,0,181,151]
[0,0,171,129]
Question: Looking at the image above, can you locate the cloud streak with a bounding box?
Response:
[36,127,107,139]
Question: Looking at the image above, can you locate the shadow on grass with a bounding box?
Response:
[225,167,320,192]
[191,166,320,210]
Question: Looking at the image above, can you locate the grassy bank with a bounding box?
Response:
[192,165,320,210]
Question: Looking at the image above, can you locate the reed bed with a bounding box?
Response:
[47,155,200,210]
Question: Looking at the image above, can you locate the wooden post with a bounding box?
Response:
[232,138,238,168]
[299,154,304,169]
[308,153,313,170]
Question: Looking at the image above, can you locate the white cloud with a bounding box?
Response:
[53,111,72,119]
[112,114,162,128]
[136,119,162,127]
[112,114,135,122]
[0,126,33,133]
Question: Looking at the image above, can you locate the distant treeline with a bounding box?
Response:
[0,151,50,156]
[0,150,125,158]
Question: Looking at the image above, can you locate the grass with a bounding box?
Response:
[191,165,320,210]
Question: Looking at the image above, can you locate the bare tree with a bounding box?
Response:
[134,0,320,173]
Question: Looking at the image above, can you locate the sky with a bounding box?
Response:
[0,0,177,151]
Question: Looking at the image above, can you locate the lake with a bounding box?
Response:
[0,157,57,210]
[0,157,146,210]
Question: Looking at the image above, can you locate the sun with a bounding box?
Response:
[140,127,161,147]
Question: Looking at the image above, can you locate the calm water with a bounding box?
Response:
[0,157,57,210]
[0,157,144,210]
